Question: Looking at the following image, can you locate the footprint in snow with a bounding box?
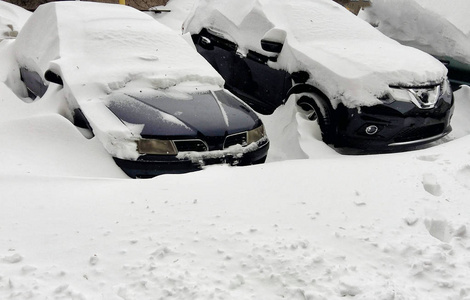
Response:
[457,165,470,188]
[2,253,23,263]
[416,154,440,162]
[422,173,443,196]
[424,218,451,242]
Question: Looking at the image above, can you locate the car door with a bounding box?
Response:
[193,29,238,91]
[194,29,291,115]
[239,49,292,114]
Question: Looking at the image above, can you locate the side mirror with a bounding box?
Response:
[260,28,287,54]
[261,40,283,53]
[44,70,63,86]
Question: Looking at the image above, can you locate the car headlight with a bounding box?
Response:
[136,138,178,155]
[388,87,411,102]
[247,124,266,144]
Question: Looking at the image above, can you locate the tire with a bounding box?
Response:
[297,94,337,144]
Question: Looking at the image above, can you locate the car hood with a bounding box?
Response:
[282,38,447,108]
[105,88,260,138]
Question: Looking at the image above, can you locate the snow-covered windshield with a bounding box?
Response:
[14,2,224,96]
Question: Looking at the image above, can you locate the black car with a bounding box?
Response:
[14,2,268,177]
[184,0,454,150]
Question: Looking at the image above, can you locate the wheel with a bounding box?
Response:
[296,100,317,121]
[296,94,337,144]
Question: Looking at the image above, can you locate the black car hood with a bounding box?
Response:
[106,89,260,138]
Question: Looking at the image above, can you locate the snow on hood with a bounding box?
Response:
[184,0,448,108]
[0,1,31,40]
[360,0,470,66]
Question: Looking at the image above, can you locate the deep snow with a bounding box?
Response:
[1,0,470,299]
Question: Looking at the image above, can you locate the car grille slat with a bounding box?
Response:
[224,132,247,148]
[174,140,208,152]
[394,124,445,143]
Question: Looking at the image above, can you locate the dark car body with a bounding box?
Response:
[437,57,470,89]
[184,0,454,151]
[14,2,268,177]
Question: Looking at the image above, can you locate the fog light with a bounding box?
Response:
[365,125,379,135]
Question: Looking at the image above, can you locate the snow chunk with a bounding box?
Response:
[2,253,23,264]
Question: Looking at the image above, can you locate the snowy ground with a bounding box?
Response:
[1,0,470,299]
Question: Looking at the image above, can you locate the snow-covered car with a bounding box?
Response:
[360,0,470,89]
[183,0,454,150]
[14,2,269,178]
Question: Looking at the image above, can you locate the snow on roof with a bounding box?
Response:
[0,1,31,39]
[14,1,224,98]
[360,0,470,65]
[184,0,447,108]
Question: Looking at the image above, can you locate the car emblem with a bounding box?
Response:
[407,85,440,109]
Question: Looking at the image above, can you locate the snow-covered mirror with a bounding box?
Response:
[260,28,287,53]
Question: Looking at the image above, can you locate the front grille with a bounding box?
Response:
[394,124,445,143]
[174,140,208,152]
[224,132,247,148]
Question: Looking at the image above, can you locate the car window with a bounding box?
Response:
[20,67,48,98]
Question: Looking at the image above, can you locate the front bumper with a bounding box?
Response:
[114,140,269,178]
[334,94,454,150]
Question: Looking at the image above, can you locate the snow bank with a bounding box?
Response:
[1,134,470,299]
[360,0,470,65]
[184,0,447,108]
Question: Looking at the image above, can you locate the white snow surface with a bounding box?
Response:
[183,0,447,108]
[360,0,470,65]
[0,0,30,40]
[2,0,470,299]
